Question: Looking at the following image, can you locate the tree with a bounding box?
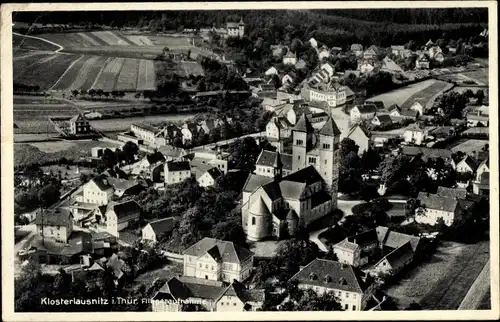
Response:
[361,148,382,173]
[101,148,118,169]
[475,89,485,105]
[38,183,60,208]
[122,141,139,164]
[227,137,261,172]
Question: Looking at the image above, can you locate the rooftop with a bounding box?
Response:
[289,259,368,293]
[183,237,253,264]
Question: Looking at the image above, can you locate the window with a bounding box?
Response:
[353,305,357,311]
[323,143,331,149]
[211,266,214,271]
[296,139,304,145]
[199,263,202,268]
[221,303,224,306]
[205,264,208,269]
[233,303,237,306]
[308,157,316,164]
[298,155,300,160]
[346,293,349,298]
[252,217,256,225]
[324,160,328,164]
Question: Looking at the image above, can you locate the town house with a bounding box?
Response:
[350,103,378,122]
[289,259,374,311]
[416,192,464,226]
[182,237,254,283]
[142,217,176,243]
[35,208,74,244]
[164,161,191,185]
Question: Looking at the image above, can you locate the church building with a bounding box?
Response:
[241,115,341,241]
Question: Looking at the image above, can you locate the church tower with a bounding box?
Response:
[238,18,245,38]
[292,114,314,172]
[318,117,341,208]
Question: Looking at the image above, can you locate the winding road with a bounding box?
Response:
[13,31,64,53]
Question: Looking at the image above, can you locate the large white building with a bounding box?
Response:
[182,237,254,283]
[301,83,347,108]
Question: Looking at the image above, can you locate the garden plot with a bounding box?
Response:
[115,58,140,91]
[137,59,156,91]
[400,80,451,110]
[69,56,110,91]
[91,57,125,91]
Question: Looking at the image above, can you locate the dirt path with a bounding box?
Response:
[13,32,64,53]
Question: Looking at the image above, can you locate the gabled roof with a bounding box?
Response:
[35,208,72,226]
[376,226,421,252]
[377,241,414,269]
[354,104,377,114]
[289,259,368,293]
[110,200,141,220]
[347,229,379,247]
[374,114,393,124]
[146,151,165,165]
[242,173,273,193]
[183,237,253,264]
[282,165,324,186]
[132,122,160,134]
[90,175,114,192]
[457,156,478,172]
[319,117,342,137]
[293,114,314,133]
[166,160,191,172]
[351,44,363,51]
[388,104,401,112]
[436,186,468,200]
[417,192,460,213]
[284,51,297,59]
[205,167,223,181]
[279,181,307,200]
[401,146,452,160]
[256,150,282,168]
[147,217,176,236]
[334,238,360,252]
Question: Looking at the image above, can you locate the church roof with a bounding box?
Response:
[319,117,341,136]
[293,114,314,133]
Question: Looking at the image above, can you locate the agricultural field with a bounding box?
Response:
[147,35,192,47]
[449,139,488,155]
[385,240,490,310]
[137,60,156,91]
[92,57,125,91]
[126,35,154,46]
[400,80,451,110]
[14,140,122,167]
[459,69,489,86]
[115,58,140,91]
[14,102,77,134]
[66,56,111,91]
[12,33,59,52]
[367,79,439,108]
[14,53,81,90]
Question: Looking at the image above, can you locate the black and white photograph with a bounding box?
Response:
[1,1,498,319]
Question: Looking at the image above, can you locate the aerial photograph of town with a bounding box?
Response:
[8,5,493,314]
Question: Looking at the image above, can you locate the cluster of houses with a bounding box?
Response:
[151,237,265,312]
[118,117,232,148]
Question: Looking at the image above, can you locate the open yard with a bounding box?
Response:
[400,80,451,110]
[385,240,490,310]
[449,139,489,155]
[367,79,440,108]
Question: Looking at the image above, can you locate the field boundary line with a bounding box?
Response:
[15,54,60,80]
[112,58,126,91]
[49,55,85,91]
[90,57,113,90]
[13,32,64,53]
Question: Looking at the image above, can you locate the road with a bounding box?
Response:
[458,260,490,310]
[13,31,64,53]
